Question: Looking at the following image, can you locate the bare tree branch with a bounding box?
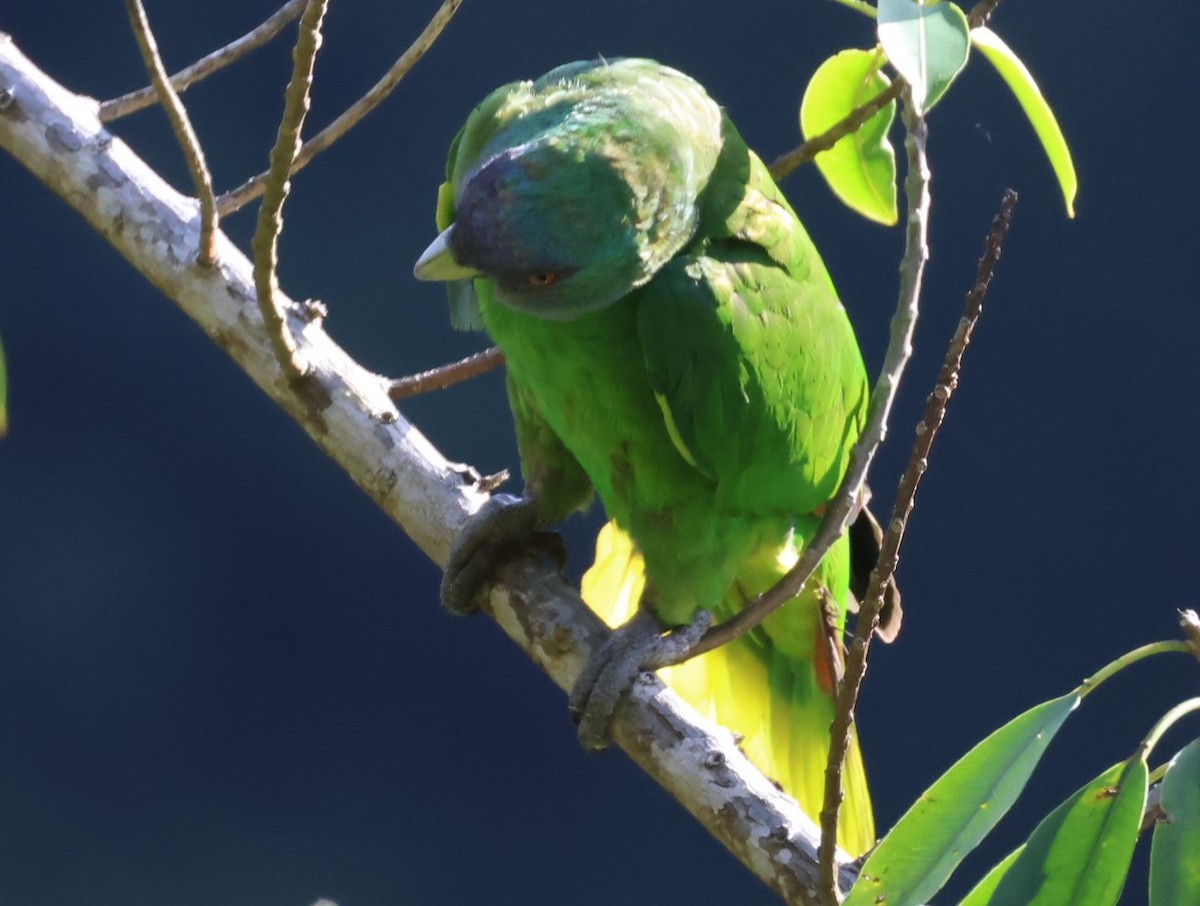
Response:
[817,189,1018,904]
[123,0,218,266]
[0,34,857,905]
[389,346,505,402]
[252,0,328,386]
[218,0,464,216]
[100,0,306,122]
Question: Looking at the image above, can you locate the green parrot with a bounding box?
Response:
[414,58,897,856]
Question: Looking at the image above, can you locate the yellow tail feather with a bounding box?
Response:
[581,519,875,856]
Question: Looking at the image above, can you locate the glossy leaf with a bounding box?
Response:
[800,49,897,224]
[845,692,1079,906]
[877,0,970,113]
[971,26,1077,217]
[1151,738,1200,905]
[959,757,1146,905]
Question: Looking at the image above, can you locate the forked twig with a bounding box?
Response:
[389,346,505,402]
[816,189,1018,903]
[219,0,464,216]
[251,0,328,385]
[101,0,306,122]
[122,0,218,266]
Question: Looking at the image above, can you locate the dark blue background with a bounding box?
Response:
[2,2,1196,903]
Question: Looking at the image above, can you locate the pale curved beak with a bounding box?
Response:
[413,226,482,281]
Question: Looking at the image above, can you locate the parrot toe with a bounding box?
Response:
[440,494,552,615]
[569,607,713,750]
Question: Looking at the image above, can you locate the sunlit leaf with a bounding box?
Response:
[877,0,970,113]
[845,692,1079,906]
[960,757,1147,905]
[1151,738,1200,905]
[971,26,1077,217]
[799,49,897,224]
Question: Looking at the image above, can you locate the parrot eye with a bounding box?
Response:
[526,272,559,286]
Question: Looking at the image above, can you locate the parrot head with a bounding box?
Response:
[414,58,726,321]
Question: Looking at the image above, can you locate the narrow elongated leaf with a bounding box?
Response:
[1151,738,1200,905]
[971,26,1077,217]
[960,757,1147,905]
[877,0,970,113]
[845,692,1079,906]
[800,49,897,224]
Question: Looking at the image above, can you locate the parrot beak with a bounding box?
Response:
[414,226,482,281]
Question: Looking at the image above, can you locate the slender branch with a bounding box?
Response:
[818,188,1017,904]
[769,79,903,182]
[123,0,218,266]
[0,37,857,904]
[100,0,306,122]
[252,0,328,385]
[389,346,505,402]
[218,0,463,216]
[683,91,930,667]
[810,96,930,905]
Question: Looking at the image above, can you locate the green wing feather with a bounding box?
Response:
[637,124,869,518]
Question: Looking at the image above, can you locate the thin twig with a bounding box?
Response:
[810,97,932,906]
[251,0,328,385]
[219,0,463,216]
[681,92,930,668]
[123,0,218,266]
[101,0,306,122]
[389,346,505,402]
[769,79,903,183]
[1181,609,1200,663]
[817,189,1018,903]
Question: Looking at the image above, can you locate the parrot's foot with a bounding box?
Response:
[568,608,713,750]
[441,494,560,616]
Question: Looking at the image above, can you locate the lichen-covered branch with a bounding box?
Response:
[0,33,854,905]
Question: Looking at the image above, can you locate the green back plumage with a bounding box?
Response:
[417,58,875,855]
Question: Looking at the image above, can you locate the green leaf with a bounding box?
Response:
[959,757,1147,905]
[877,0,970,113]
[971,26,1078,217]
[845,691,1079,906]
[799,49,897,225]
[1151,738,1200,905]
[958,846,1025,904]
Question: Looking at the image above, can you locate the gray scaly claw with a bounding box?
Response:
[441,494,540,616]
[569,608,713,750]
